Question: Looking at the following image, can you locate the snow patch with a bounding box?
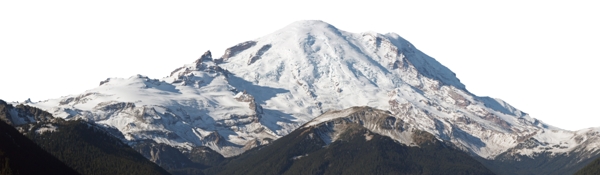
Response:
[36,124,58,134]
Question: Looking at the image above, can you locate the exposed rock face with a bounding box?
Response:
[94,101,136,111]
[304,107,416,145]
[247,44,271,65]
[202,131,226,145]
[133,141,197,170]
[59,92,97,106]
[99,78,111,86]
[170,50,230,87]
[186,146,225,166]
[234,90,263,117]
[195,50,213,65]
[219,41,257,62]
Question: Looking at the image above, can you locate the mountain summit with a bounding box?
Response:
[24,20,600,174]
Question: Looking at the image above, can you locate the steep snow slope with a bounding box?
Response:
[217,20,587,158]
[24,20,600,160]
[220,21,465,118]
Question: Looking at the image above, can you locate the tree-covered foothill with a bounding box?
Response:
[206,124,495,175]
[0,120,80,175]
[21,119,171,175]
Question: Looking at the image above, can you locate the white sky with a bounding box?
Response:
[1,1,598,131]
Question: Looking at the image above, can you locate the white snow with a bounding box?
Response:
[35,124,58,134]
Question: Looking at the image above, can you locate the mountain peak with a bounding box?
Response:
[195,50,213,64]
[285,20,333,28]
[273,20,340,37]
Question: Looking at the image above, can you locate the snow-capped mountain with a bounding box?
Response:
[22,20,600,170]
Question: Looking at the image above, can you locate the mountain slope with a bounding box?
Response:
[0,119,79,175]
[208,107,495,175]
[0,100,171,175]
[575,156,600,175]
[478,150,600,175]
[474,126,600,175]
[21,120,172,175]
[28,51,275,157]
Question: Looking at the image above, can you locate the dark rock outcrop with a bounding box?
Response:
[218,41,257,63]
[248,44,272,65]
[195,50,213,66]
